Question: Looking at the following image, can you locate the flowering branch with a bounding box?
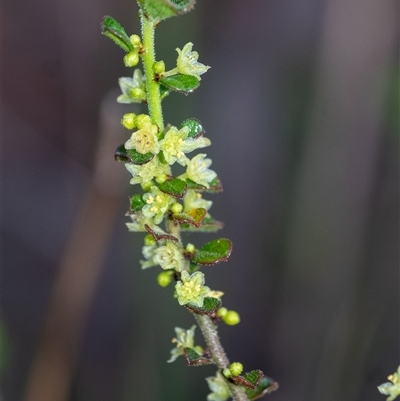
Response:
[101,2,278,400]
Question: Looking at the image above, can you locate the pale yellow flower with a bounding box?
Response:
[153,242,185,271]
[185,154,217,188]
[125,158,170,185]
[176,42,210,80]
[142,186,171,224]
[378,366,400,401]
[175,271,210,307]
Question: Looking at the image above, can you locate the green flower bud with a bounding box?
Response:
[129,87,145,100]
[222,368,232,378]
[130,34,141,48]
[193,345,203,355]
[141,180,154,192]
[154,60,165,75]
[155,173,168,184]
[222,310,240,326]
[121,113,136,129]
[157,271,172,287]
[229,362,243,376]
[124,51,139,67]
[144,234,157,246]
[170,202,183,214]
[135,114,152,129]
[217,307,228,318]
[186,243,195,253]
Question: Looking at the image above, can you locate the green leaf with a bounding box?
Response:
[127,149,154,165]
[245,376,279,400]
[129,194,146,213]
[181,118,205,139]
[185,177,223,193]
[172,208,206,228]
[114,144,130,162]
[160,83,171,99]
[183,348,213,366]
[159,178,187,198]
[231,370,264,390]
[144,224,179,243]
[101,16,134,52]
[185,297,221,315]
[193,239,232,265]
[159,74,200,94]
[137,0,195,21]
[181,215,224,232]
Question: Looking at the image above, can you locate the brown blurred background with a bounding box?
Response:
[2,1,399,401]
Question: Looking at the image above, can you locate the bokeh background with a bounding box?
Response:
[2,0,399,400]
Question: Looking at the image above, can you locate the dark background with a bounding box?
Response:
[2,1,399,401]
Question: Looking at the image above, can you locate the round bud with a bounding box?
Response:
[157,271,172,287]
[154,60,165,75]
[135,114,152,129]
[186,243,195,253]
[150,123,159,136]
[222,368,232,378]
[229,362,244,376]
[130,34,141,48]
[121,113,136,129]
[170,202,183,214]
[217,307,228,318]
[222,310,241,326]
[144,234,157,246]
[123,51,139,67]
[130,88,145,100]
[141,181,153,192]
[194,345,203,355]
[155,174,167,184]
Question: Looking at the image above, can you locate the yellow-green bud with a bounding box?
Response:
[154,60,165,75]
[144,234,157,246]
[121,113,136,129]
[141,181,153,192]
[135,114,152,129]
[130,34,141,48]
[194,345,203,355]
[129,88,145,100]
[155,174,167,184]
[222,368,232,378]
[170,202,183,214]
[229,362,243,376]
[217,307,228,318]
[186,243,195,253]
[157,271,172,287]
[123,51,139,67]
[222,310,240,326]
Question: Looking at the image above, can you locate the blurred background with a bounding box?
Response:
[2,0,399,400]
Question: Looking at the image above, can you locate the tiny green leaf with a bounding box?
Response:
[159,74,200,94]
[160,83,171,99]
[183,348,213,366]
[144,224,179,243]
[172,208,207,228]
[114,144,130,162]
[185,177,223,193]
[231,370,264,390]
[129,194,146,213]
[137,0,195,21]
[185,297,222,315]
[159,178,187,198]
[101,16,134,52]
[181,118,205,139]
[127,149,154,165]
[245,377,279,400]
[193,238,232,265]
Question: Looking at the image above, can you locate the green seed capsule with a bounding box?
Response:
[123,51,139,67]
[121,113,136,129]
[130,34,141,48]
[217,307,228,318]
[144,234,157,246]
[170,202,183,214]
[155,174,168,184]
[186,243,195,253]
[154,60,165,75]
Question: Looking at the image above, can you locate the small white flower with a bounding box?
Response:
[168,325,198,363]
[186,154,217,188]
[153,242,185,271]
[142,186,172,224]
[125,158,171,186]
[159,126,211,166]
[126,214,154,232]
[378,366,400,401]
[117,69,146,103]
[176,42,210,80]
[183,189,212,211]
[125,123,159,155]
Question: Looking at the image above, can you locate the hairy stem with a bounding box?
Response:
[141,13,164,132]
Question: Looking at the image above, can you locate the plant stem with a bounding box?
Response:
[141,13,164,132]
